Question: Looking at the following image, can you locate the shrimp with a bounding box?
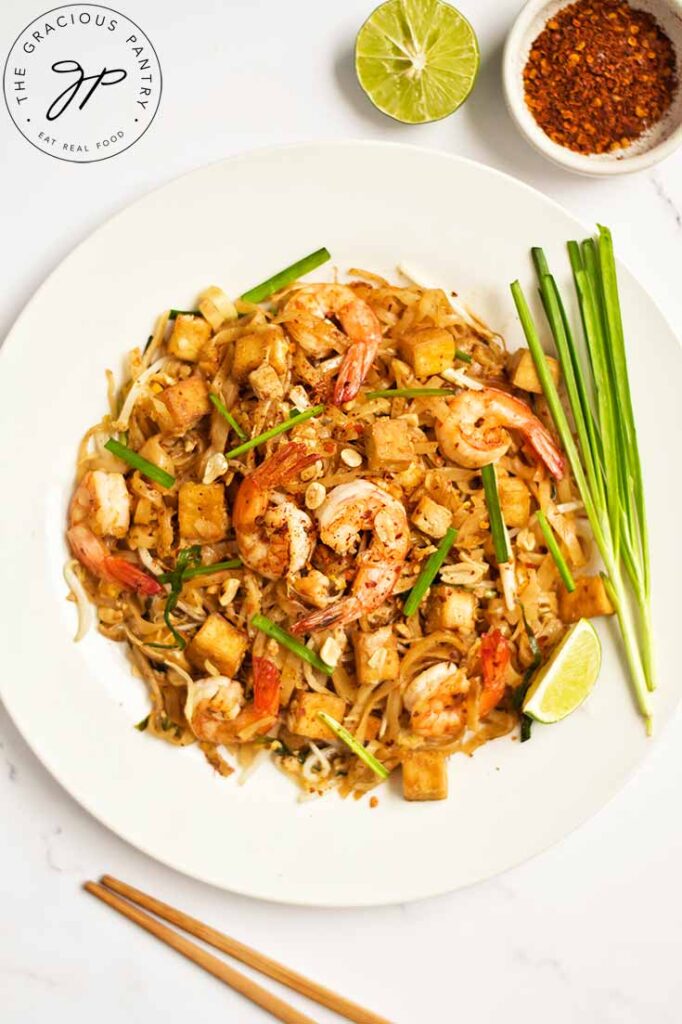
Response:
[281,284,382,405]
[232,443,318,580]
[185,657,281,744]
[404,662,469,738]
[67,471,162,595]
[478,628,511,717]
[434,388,566,479]
[291,480,409,634]
[403,629,511,737]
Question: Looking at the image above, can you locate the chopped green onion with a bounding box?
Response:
[366,387,456,399]
[156,558,242,585]
[317,712,389,780]
[225,405,324,459]
[251,613,333,676]
[209,393,247,440]
[241,247,331,305]
[536,510,575,592]
[168,309,201,320]
[481,463,511,564]
[104,438,175,488]
[403,527,458,617]
[455,349,473,363]
[134,715,150,732]
[143,334,153,354]
[147,546,203,651]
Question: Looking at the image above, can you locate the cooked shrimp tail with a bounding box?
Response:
[252,442,318,489]
[251,656,281,715]
[479,628,511,717]
[435,387,566,479]
[333,301,382,405]
[290,595,361,635]
[67,524,163,595]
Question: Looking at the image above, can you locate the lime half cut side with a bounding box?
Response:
[523,619,602,724]
[355,0,480,124]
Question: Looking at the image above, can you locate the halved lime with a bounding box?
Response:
[355,0,480,124]
[523,619,601,724]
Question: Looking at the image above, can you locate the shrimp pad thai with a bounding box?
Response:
[66,249,614,802]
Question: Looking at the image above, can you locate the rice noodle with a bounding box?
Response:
[63,560,94,641]
[65,265,587,802]
[113,357,167,430]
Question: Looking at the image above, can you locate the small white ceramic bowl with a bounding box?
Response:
[503,0,682,175]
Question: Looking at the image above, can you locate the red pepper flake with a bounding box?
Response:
[523,0,678,154]
[369,795,379,808]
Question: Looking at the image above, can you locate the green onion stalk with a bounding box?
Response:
[241,248,331,305]
[251,613,334,676]
[225,404,325,460]
[403,527,458,617]
[511,227,654,729]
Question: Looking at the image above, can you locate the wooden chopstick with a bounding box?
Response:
[86,876,393,1024]
[84,882,316,1024]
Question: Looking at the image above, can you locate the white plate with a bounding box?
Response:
[1,142,680,907]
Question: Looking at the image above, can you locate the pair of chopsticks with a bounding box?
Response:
[84,876,392,1024]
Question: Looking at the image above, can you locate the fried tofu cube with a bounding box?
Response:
[559,575,615,623]
[178,482,228,542]
[411,495,453,539]
[366,417,415,471]
[248,363,285,401]
[402,750,448,801]
[232,326,288,381]
[353,626,400,686]
[509,348,560,395]
[429,585,477,632]
[286,692,347,741]
[498,477,531,528]
[167,315,211,362]
[187,613,247,676]
[159,376,210,432]
[398,327,455,378]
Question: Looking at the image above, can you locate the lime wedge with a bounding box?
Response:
[523,619,601,724]
[355,0,480,124]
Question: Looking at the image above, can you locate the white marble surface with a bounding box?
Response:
[1,0,681,1021]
